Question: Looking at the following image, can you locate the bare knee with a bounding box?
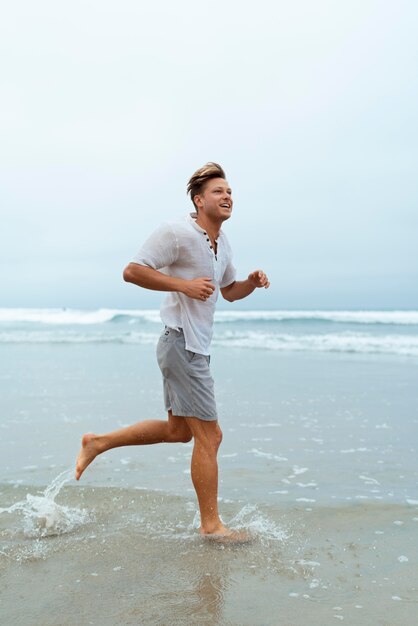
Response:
[167,424,193,444]
[178,431,193,443]
[214,426,223,451]
[196,424,222,455]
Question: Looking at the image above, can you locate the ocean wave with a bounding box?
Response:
[0,330,160,344]
[213,310,418,325]
[1,329,417,356]
[0,308,161,325]
[212,330,418,356]
[1,308,418,325]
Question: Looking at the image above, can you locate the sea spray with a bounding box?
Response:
[0,469,90,538]
[189,503,289,543]
[228,503,289,542]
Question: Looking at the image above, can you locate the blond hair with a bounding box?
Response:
[187,162,226,210]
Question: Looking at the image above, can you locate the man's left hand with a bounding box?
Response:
[248,270,270,289]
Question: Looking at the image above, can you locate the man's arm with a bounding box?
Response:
[220,270,270,302]
[123,263,215,301]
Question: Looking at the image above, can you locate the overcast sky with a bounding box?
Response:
[1,0,417,310]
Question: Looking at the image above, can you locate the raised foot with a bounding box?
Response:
[75,433,101,480]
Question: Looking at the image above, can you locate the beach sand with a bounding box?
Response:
[1,483,417,625]
[1,334,418,624]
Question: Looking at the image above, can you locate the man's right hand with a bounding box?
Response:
[182,277,216,301]
[123,264,216,301]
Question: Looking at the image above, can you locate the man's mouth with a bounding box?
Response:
[220,203,231,209]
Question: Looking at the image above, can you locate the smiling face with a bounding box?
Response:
[193,177,233,223]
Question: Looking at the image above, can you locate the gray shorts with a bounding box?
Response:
[156,327,218,421]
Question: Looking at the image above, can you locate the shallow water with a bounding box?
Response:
[1,312,418,624]
[1,480,417,625]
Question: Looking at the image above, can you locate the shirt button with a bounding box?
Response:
[206,238,210,241]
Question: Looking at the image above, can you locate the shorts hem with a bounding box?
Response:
[168,407,218,422]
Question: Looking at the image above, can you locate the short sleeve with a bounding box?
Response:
[131,222,179,270]
[220,258,237,288]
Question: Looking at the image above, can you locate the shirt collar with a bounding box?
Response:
[186,212,206,233]
[186,212,221,241]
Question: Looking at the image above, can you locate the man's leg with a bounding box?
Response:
[184,416,232,535]
[75,411,192,480]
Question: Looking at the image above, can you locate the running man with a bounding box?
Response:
[75,162,270,539]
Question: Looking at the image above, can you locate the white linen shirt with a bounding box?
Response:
[131,212,236,355]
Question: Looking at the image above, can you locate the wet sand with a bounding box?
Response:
[1,482,417,625]
[1,339,417,624]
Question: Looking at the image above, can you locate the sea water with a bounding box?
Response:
[1,308,417,625]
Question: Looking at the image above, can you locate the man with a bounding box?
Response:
[75,162,269,540]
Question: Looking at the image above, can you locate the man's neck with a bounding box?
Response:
[194,214,222,242]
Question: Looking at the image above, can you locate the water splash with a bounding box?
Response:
[0,469,90,538]
[188,503,289,543]
[228,503,289,542]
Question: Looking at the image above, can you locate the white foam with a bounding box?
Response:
[0,308,161,325]
[0,330,160,344]
[359,475,380,485]
[2,327,417,356]
[212,330,418,356]
[296,482,317,487]
[3,308,416,325]
[251,438,273,442]
[292,466,309,475]
[2,308,418,356]
[249,448,288,461]
[213,310,418,325]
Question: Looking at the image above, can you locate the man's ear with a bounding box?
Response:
[194,194,202,211]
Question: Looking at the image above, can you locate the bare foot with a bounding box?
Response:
[75,433,102,480]
[200,524,252,544]
[202,528,252,544]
